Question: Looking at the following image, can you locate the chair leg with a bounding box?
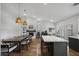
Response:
[29,43,30,47]
[8,48,9,56]
[25,45,28,50]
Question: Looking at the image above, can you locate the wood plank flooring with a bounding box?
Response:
[69,49,79,56]
[10,36,41,56]
[9,36,79,56]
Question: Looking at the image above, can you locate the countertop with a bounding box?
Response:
[42,35,68,42]
[68,35,79,39]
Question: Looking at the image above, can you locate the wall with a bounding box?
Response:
[0,3,38,40]
[0,4,23,40]
[56,14,78,39]
[0,4,1,56]
[78,18,79,32]
[0,3,57,39]
[0,4,1,38]
[38,20,56,34]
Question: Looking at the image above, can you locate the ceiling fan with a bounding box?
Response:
[73,3,79,6]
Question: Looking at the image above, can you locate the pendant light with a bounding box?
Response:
[23,20,27,25]
[16,3,22,24]
[22,10,27,25]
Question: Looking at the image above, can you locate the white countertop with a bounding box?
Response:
[68,35,79,39]
[42,35,68,42]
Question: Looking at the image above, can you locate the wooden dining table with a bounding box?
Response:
[2,35,30,52]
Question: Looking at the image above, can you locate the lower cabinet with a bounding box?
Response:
[69,37,79,52]
[54,42,67,56]
[47,42,67,56]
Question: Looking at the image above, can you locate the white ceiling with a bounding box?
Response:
[1,3,79,23]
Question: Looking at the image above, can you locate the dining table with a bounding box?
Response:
[1,35,30,52]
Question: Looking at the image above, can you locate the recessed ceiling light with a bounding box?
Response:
[37,18,41,21]
[33,16,36,18]
[50,19,54,22]
[43,3,47,5]
[24,14,27,16]
[24,10,27,16]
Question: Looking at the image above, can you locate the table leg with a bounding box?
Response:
[19,42,21,52]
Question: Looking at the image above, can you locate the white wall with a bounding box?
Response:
[78,18,79,32]
[0,4,23,40]
[56,14,78,39]
[0,4,1,56]
[0,3,40,40]
[38,20,56,34]
[0,4,1,37]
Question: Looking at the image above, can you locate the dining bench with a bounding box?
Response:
[21,35,32,50]
[1,43,18,56]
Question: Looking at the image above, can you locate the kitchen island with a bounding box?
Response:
[41,35,68,56]
[69,35,79,52]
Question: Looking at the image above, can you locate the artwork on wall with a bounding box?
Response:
[29,25,33,29]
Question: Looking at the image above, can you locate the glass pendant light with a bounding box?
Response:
[16,3,22,24]
[16,17,21,23]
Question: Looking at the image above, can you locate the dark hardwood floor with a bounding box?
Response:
[69,49,79,56]
[9,36,79,56]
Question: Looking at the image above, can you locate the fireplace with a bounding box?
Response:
[29,32,33,36]
[27,30,36,36]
